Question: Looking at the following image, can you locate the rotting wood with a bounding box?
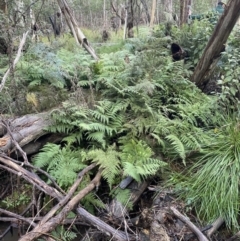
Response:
[0,113,50,153]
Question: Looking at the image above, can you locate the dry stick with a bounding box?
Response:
[0,156,130,241]
[0,208,37,228]
[4,155,65,195]
[19,170,102,241]
[0,31,29,92]
[170,207,209,241]
[77,207,130,241]
[0,157,63,200]
[0,217,88,226]
[206,217,224,238]
[33,163,96,228]
[2,120,29,164]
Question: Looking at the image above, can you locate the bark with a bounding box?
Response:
[49,12,62,37]
[56,0,98,60]
[150,0,157,27]
[0,0,7,14]
[191,0,240,89]
[0,112,50,153]
[0,31,29,92]
[170,207,209,241]
[127,0,134,38]
[140,0,150,24]
[180,0,188,25]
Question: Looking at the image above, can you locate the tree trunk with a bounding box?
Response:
[56,0,98,60]
[140,0,150,24]
[180,0,187,25]
[127,0,134,38]
[163,0,173,21]
[0,0,7,14]
[150,0,157,27]
[191,0,240,89]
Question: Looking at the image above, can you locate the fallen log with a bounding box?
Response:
[0,113,50,154]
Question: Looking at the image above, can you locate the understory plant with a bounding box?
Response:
[177,114,240,230]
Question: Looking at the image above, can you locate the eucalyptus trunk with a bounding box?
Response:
[191,0,240,89]
[150,0,157,27]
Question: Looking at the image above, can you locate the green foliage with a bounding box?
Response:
[171,115,240,230]
[87,146,121,188]
[33,143,87,188]
[217,31,240,110]
[120,139,167,182]
[110,188,133,210]
[51,226,77,241]
[29,22,240,229]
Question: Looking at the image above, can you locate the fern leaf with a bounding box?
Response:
[166,134,186,165]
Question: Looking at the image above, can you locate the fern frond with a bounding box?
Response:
[166,134,186,165]
[87,146,121,188]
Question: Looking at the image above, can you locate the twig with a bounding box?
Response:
[2,154,65,195]
[0,31,29,92]
[170,207,209,241]
[226,231,240,241]
[0,208,37,228]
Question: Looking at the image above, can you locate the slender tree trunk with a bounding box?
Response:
[163,0,173,21]
[57,0,98,60]
[191,0,240,89]
[0,0,7,14]
[140,0,150,24]
[150,0,157,27]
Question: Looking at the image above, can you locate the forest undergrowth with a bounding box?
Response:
[2,18,240,239]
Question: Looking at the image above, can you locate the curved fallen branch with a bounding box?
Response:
[170,206,209,241]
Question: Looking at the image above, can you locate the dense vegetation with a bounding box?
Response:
[1,1,240,239]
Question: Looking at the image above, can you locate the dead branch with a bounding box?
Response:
[206,217,224,238]
[0,208,37,228]
[57,0,98,60]
[191,0,240,89]
[0,217,88,226]
[19,170,102,241]
[0,156,63,200]
[2,120,29,163]
[226,231,240,241]
[0,31,29,92]
[77,207,131,241]
[170,207,209,241]
[0,155,131,240]
[35,163,96,227]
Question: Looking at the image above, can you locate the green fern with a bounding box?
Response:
[33,143,87,188]
[165,134,186,165]
[120,139,167,182]
[86,146,121,188]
